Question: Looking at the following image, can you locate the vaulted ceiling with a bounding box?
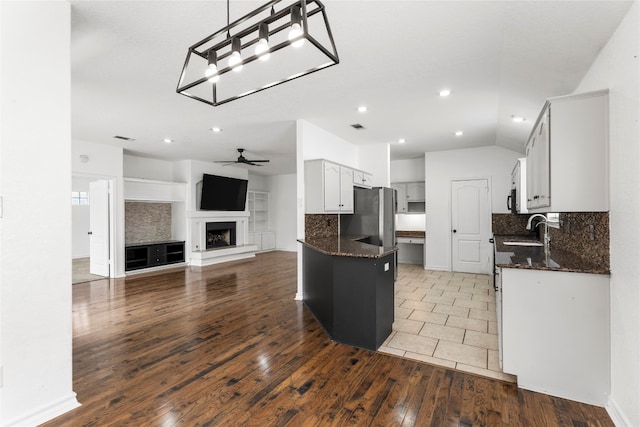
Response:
[71,0,633,175]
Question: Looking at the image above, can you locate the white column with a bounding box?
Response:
[0,2,79,425]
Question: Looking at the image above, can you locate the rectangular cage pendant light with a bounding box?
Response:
[176,0,339,107]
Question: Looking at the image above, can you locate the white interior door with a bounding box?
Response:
[451,179,491,274]
[89,180,110,276]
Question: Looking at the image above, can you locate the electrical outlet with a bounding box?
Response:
[384,262,389,271]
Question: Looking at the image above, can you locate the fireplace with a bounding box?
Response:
[206,222,236,249]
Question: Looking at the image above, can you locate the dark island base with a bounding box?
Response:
[303,246,395,351]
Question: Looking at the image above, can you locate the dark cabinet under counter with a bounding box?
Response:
[125,241,185,271]
[301,240,396,351]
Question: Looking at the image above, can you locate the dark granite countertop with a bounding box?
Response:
[494,235,609,275]
[396,230,426,238]
[126,240,185,248]
[298,235,398,259]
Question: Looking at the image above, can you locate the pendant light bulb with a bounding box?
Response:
[205,50,219,83]
[229,38,243,72]
[288,7,305,48]
[255,23,270,61]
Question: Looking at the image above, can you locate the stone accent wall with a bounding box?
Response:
[305,214,338,238]
[125,201,172,244]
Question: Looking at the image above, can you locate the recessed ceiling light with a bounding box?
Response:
[357,106,368,113]
[511,115,526,123]
[454,131,464,137]
[439,89,451,97]
[163,138,173,144]
[398,138,406,144]
[211,127,222,133]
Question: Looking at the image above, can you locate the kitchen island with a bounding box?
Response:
[298,235,397,351]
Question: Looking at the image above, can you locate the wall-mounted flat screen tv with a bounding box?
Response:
[200,174,248,211]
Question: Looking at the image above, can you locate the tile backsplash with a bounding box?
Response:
[492,213,536,236]
[550,212,609,270]
[492,212,610,271]
[125,201,172,244]
[305,214,338,238]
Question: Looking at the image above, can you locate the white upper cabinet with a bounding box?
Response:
[305,159,354,214]
[353,169,373,188]
[391,183,408,213]
[406,182,425,201]
[392,182,425,214]
[511,158,528,214]
[526,90,609,212]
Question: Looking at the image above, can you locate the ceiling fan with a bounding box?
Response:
[215,148,270,167]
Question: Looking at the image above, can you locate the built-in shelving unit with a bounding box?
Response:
[247,191,275,252]
[125,241,185,271]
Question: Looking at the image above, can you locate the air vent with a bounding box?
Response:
[350,124,365,130]
[113,135,135,141]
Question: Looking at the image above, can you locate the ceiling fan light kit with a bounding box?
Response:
[176,0,339,107]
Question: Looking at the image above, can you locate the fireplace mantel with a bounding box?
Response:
[187,210,257,266]
[187,210,250,219]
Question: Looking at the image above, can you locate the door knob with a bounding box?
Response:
[88,231,93,235]
[452,229,457,233]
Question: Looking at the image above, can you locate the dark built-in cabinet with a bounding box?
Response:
[125,241,185,271]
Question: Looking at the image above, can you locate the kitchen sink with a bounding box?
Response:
[503,241,544,247]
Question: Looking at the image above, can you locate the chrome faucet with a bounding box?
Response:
[526,214,551,253]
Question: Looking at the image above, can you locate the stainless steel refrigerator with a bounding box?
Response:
[341,187,397,247]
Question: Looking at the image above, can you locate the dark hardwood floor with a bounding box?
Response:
[43,251,613,426]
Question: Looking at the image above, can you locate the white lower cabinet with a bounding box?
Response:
[396,237,424,265]
[501,268,610,405]
[249,231,275,252]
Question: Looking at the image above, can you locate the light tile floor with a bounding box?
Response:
[379,263,516,382]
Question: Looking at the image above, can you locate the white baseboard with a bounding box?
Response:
[190,244,258,267]
[125,262,187,276]
[607,396,634,427]
[5,392,80,427]
[424,264,450,272]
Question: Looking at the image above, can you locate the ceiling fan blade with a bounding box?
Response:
[245,159,270,163]
[246,161,263,166]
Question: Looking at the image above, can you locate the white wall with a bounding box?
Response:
[358,143,391,187]
[71,177,92,258]
[268,174,298,251]
[574,2,639,425]
[72,140,124,277]
[123,154,174,181]
[425,146,521,271]
[248,173,269,191]
[391,158,426,182]
[299,120,359,165]
[0,2,80,425]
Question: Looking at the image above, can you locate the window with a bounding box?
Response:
[72,191,89,205]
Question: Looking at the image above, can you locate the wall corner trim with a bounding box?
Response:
[606,395,634,427]
[5,393,80,427]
